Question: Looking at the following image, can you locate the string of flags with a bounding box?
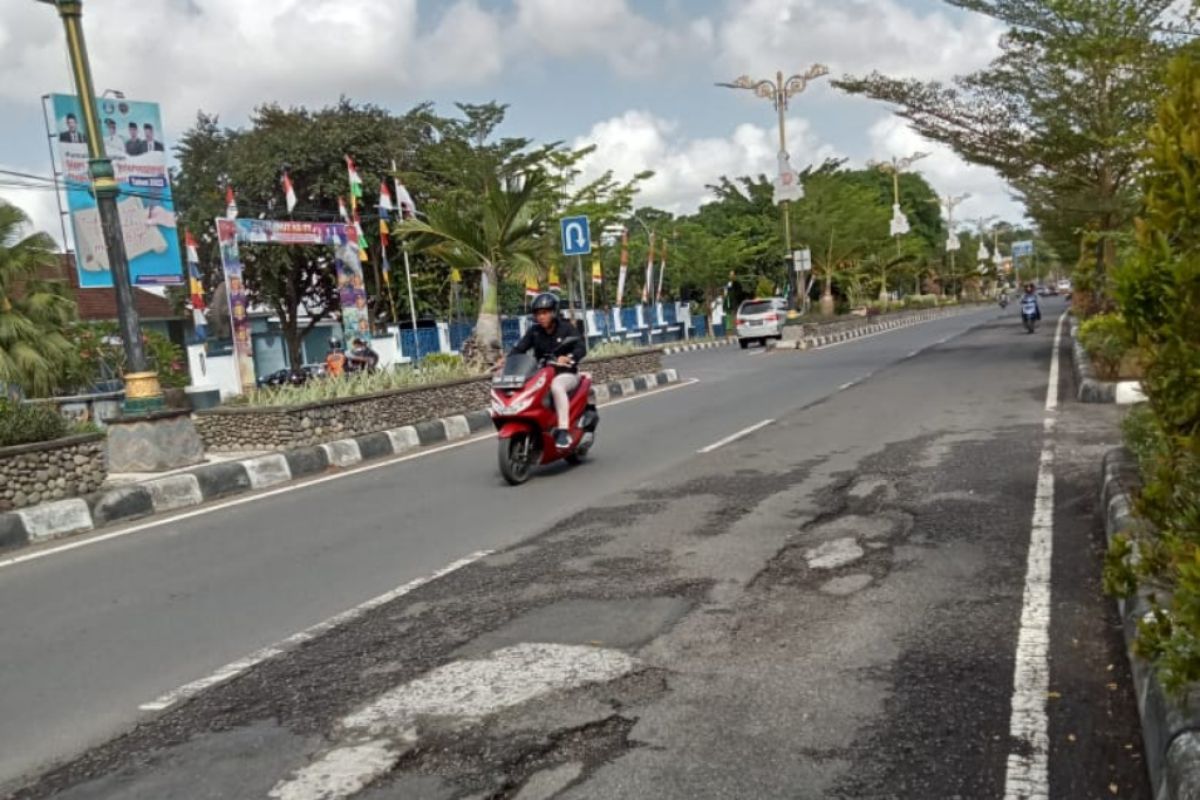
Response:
[185,229,207,342]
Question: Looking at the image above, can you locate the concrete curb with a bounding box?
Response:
[768,305,980,351]
[662,339,735,356]
[0,370,682,554]
[1101,447,1200,800]
[1069,319,1146,405]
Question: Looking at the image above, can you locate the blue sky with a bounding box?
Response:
[0,0,1024,247]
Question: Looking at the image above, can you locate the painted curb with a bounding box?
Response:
[768,304,981,352]
[1101,447,1200,800]
[0,370,683,555]
[1070,320,1146,405]
[662,339,735,356]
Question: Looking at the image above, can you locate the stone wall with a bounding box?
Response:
[0,433,107,511]
[196,350,662,453]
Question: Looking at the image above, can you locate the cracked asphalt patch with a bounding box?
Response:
[9,315,1147,800]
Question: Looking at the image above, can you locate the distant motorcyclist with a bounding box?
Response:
[503,293,586,450]
[1019,282,1042,321]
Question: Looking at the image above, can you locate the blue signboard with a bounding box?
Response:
[560,215,591,256]
[51,94,183,287]
[1012,240,1034,258]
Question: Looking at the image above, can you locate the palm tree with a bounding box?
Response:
[0,201,76,397]
[399,169,548,360]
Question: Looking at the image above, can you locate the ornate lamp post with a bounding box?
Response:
[717,65,828,314]
[938,192,970,297]
[36,0,163,413]
[869,151,929,300]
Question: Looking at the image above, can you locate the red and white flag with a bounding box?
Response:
[390,161,417,220]
[225,185,238,219]
[641,231,655,305]
[337,196,349,222]
[378,181,394,213]
[281,170,297,214]
[616,229,629,307]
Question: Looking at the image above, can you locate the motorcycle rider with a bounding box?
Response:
[1020,282,1042,321]
[504,292,586,450]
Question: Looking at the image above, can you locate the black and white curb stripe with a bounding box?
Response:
[662,339,734,355]
[769,306,980,351]
[1100,448,1200,800]
[0,369,680,554]
[1068,319,1145,404]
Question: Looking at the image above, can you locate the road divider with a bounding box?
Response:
[662,338,734,356]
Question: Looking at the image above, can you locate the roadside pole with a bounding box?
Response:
[402,245,420,361]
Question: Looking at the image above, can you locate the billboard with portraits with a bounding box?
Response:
[50,93,183,288]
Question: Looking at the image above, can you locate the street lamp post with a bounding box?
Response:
[938,192,970,298]
[868,151,928,300]
[37,0,162,413]
[717,65,828,314]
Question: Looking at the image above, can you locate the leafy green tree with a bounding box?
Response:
[0,201,75,397]
[173,100,441,369]
[835,0,1189,308]
[673,221,764,335]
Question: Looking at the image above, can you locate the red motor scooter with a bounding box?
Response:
[490,338,599,485]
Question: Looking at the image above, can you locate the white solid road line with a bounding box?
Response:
[839,381,856,390]
[0,378,700,573]
[1003,311,1066,800]
[697,419,774,454]
[139,550,494,712]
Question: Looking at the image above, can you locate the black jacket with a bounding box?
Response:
[510,317,585,372]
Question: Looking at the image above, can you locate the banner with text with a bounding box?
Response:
[50,94,183,288]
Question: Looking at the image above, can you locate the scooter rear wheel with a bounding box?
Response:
[498,432,538,485]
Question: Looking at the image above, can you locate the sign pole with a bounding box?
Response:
[577,255,588,354]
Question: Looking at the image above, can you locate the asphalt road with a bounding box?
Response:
[1,303,1148,799]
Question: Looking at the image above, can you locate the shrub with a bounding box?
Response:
[0,399,68,448]
[1078,313,1134,379]
[1105,52,1200,697]
[419,353,464,370]
[234,360,483,408]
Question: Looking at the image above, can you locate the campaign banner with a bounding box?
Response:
[216,219,255,391]
[51,93,183,287]
[336,223,370,342]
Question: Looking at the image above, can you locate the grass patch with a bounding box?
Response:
[230,360,483,408]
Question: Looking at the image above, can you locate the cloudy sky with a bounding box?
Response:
[0,0,1024,248]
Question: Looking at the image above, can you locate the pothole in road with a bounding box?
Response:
[806,537,866,570]
[454,596,694,658]
[819,573,874,596]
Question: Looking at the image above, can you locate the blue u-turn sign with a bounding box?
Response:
[560,215,591,256]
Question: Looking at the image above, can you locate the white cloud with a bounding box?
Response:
[512,0,712,76]
[716,0,1004,82]
[572,109,840,214]
[865,116,1026,226]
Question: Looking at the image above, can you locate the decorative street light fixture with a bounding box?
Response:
[36,0,162,413]
[869,151,929,255]
[937,192,970,298]
[717,65,828,314]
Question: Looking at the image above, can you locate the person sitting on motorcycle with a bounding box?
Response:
[1020,282,1042,320]
[324,338,347,378]
[505,292,586,450]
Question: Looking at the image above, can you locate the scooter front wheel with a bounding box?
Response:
[498,432,538,485]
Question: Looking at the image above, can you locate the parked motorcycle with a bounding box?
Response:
[998,294,1009,308]
[490,338,599,485]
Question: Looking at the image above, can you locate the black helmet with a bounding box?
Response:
[530,292,558,313]
[329,338,342,350]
